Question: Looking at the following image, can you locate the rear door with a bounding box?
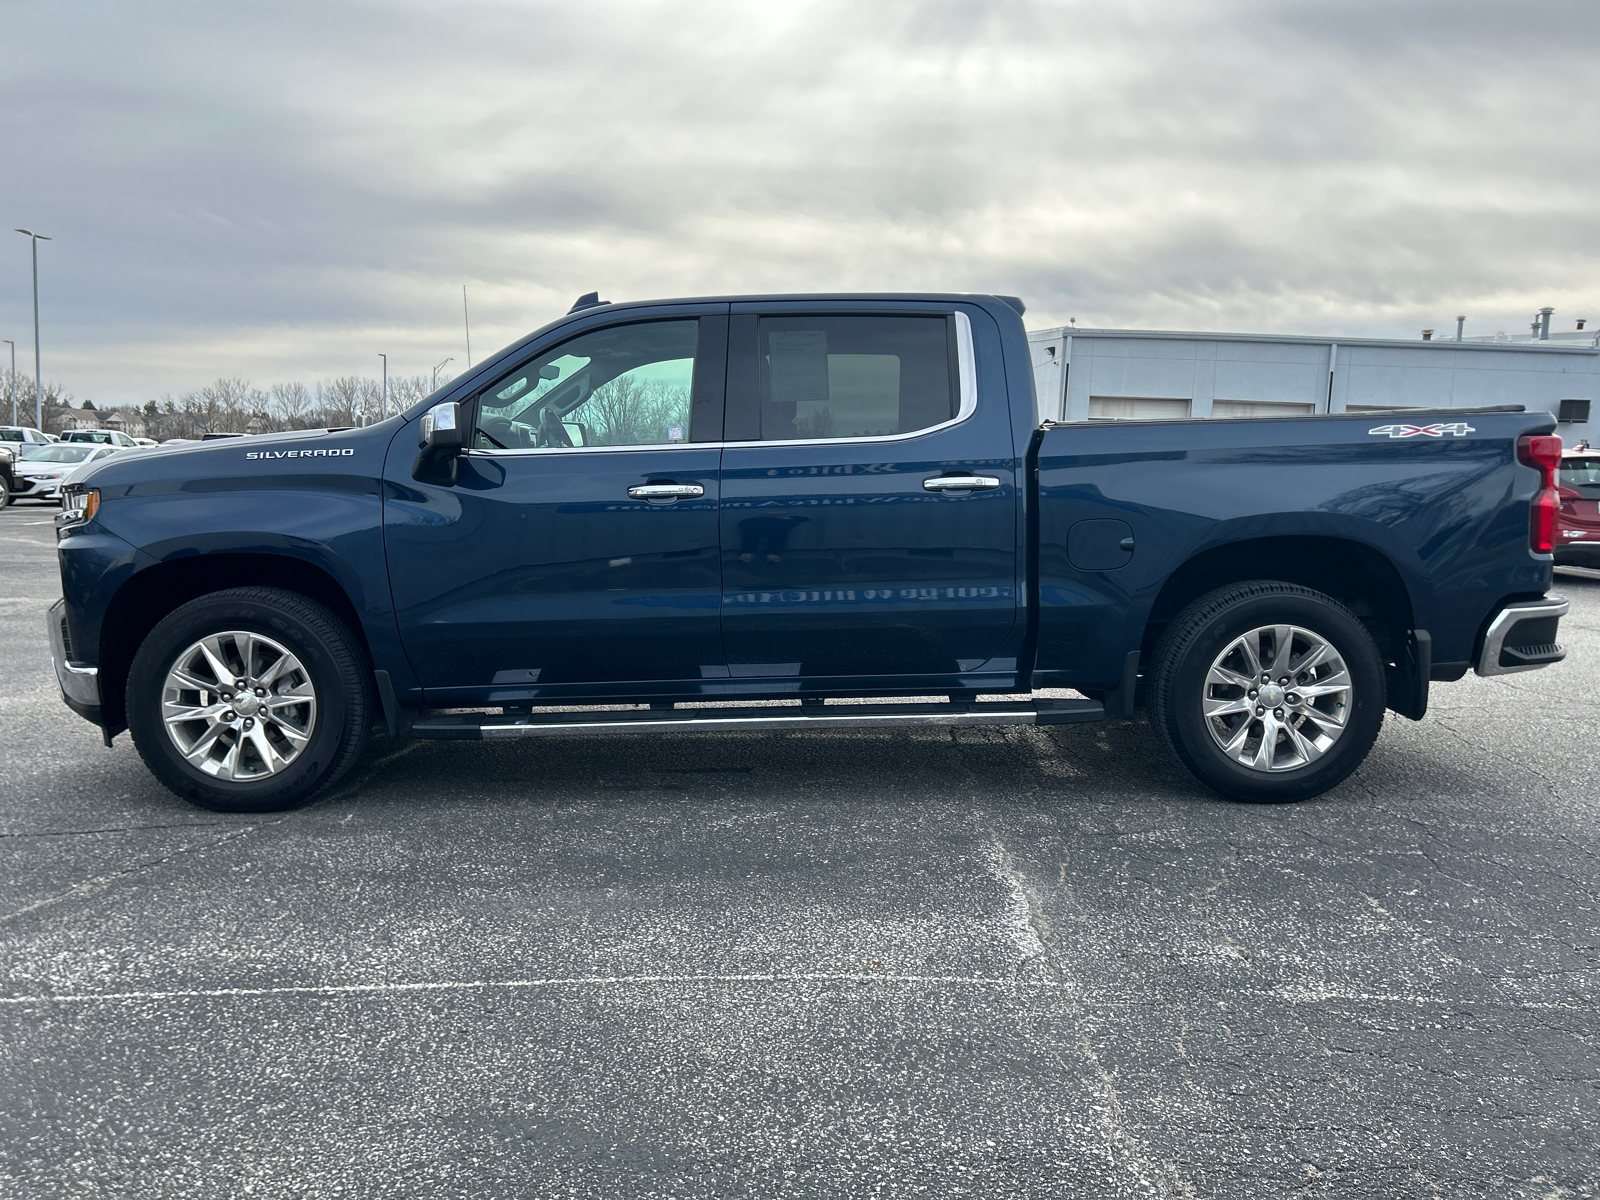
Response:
[386,308,730,700]
[717,304,1019,683]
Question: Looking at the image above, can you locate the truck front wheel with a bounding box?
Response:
[1148,581,1386,803]
[126,587,371,813]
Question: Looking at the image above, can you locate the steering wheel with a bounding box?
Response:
[478,416,512,449]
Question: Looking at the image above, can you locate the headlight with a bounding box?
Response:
[58,487,100,527]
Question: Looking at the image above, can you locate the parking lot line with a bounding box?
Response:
[0,972,1023,1006]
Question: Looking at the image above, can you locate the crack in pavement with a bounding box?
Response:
[0,822,226,838]
[985,828,1202,1199]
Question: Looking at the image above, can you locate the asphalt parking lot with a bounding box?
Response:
[1,501,1597,1199]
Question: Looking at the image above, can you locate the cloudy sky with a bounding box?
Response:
[2,0,1596,406]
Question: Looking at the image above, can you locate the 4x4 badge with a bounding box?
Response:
[1367,422,1476,439]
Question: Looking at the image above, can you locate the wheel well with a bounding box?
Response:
[98,554,371,731]
[1142,536,1413,669]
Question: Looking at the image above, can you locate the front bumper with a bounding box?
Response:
[1475,596,1569,677]
[15,476,65,500]
[48,598,104,724]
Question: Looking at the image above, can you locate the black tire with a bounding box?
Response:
[127,587,371,813]
[0,474,10,508]
[1148,581,1386,804]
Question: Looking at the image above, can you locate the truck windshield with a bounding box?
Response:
[19,445,98,464]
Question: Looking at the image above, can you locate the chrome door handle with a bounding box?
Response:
[923,475,1001,491]
[627,483,704,499]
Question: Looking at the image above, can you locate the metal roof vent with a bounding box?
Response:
[568,292,610,314]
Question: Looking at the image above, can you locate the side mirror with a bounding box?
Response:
[417,401,463,451]
[413,401,465,485]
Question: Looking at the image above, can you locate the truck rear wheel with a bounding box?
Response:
[127,587,371,813]
[1148,581,1385,803]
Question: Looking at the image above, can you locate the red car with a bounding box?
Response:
[1555,447,1600,568]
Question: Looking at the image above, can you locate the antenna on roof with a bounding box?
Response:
[568,292,610,314]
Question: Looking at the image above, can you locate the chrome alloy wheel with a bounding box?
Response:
[161,631,317,780]
[1202,624,1352,773]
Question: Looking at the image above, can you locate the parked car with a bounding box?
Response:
[1555,448,1600,568]
[61,428,142,448]
[0,425,54,448]
[49,291,1569,814]
[13,443,118,503]
[133,437,159,447]
[0,444,13,508]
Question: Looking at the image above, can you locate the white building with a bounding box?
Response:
[1027,326,1598,446]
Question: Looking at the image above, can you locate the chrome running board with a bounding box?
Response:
[411,697,1105,741]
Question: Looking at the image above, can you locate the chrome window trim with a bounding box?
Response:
[466,310,978,458]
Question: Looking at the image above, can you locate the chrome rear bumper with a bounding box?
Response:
[1476,596,1569,677]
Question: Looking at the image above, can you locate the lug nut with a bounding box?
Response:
[1255,705,1265,715]
[1248,689,1258,699]
[1279,677,1290,686]
[1286,693,1300,705]
[243,718,254,730]
[1274,707,1284,719]
[222,710,235,721]
[255,688,266,697]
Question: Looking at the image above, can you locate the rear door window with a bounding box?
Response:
[750,315,956,442]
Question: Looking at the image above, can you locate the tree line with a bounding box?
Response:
[2,369,452,441]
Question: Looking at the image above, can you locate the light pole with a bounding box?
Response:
[14,229,51,431]
[432,357,453,389]
[378,353,387,420]
[2,339,14,426]
[462,285,472,367]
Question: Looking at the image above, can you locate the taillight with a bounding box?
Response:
[1517,435,1562,554]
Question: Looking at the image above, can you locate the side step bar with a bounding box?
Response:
[411,698,1105,741]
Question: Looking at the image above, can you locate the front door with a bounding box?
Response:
[717,306,1019,683]
[386,311,729,700]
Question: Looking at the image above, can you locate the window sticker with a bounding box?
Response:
[768,330,830,405]
[668,424,684,441]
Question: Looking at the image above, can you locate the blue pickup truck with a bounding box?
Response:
[49,293,1569,812]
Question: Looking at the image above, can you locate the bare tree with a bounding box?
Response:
[389,374,435,411]
[573,375,691,446]
[317,376,365,427]
[269,381,315,430]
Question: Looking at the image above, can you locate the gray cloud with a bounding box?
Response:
[2,0,1596,404]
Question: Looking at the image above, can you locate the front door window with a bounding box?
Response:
[475,321,698,450]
